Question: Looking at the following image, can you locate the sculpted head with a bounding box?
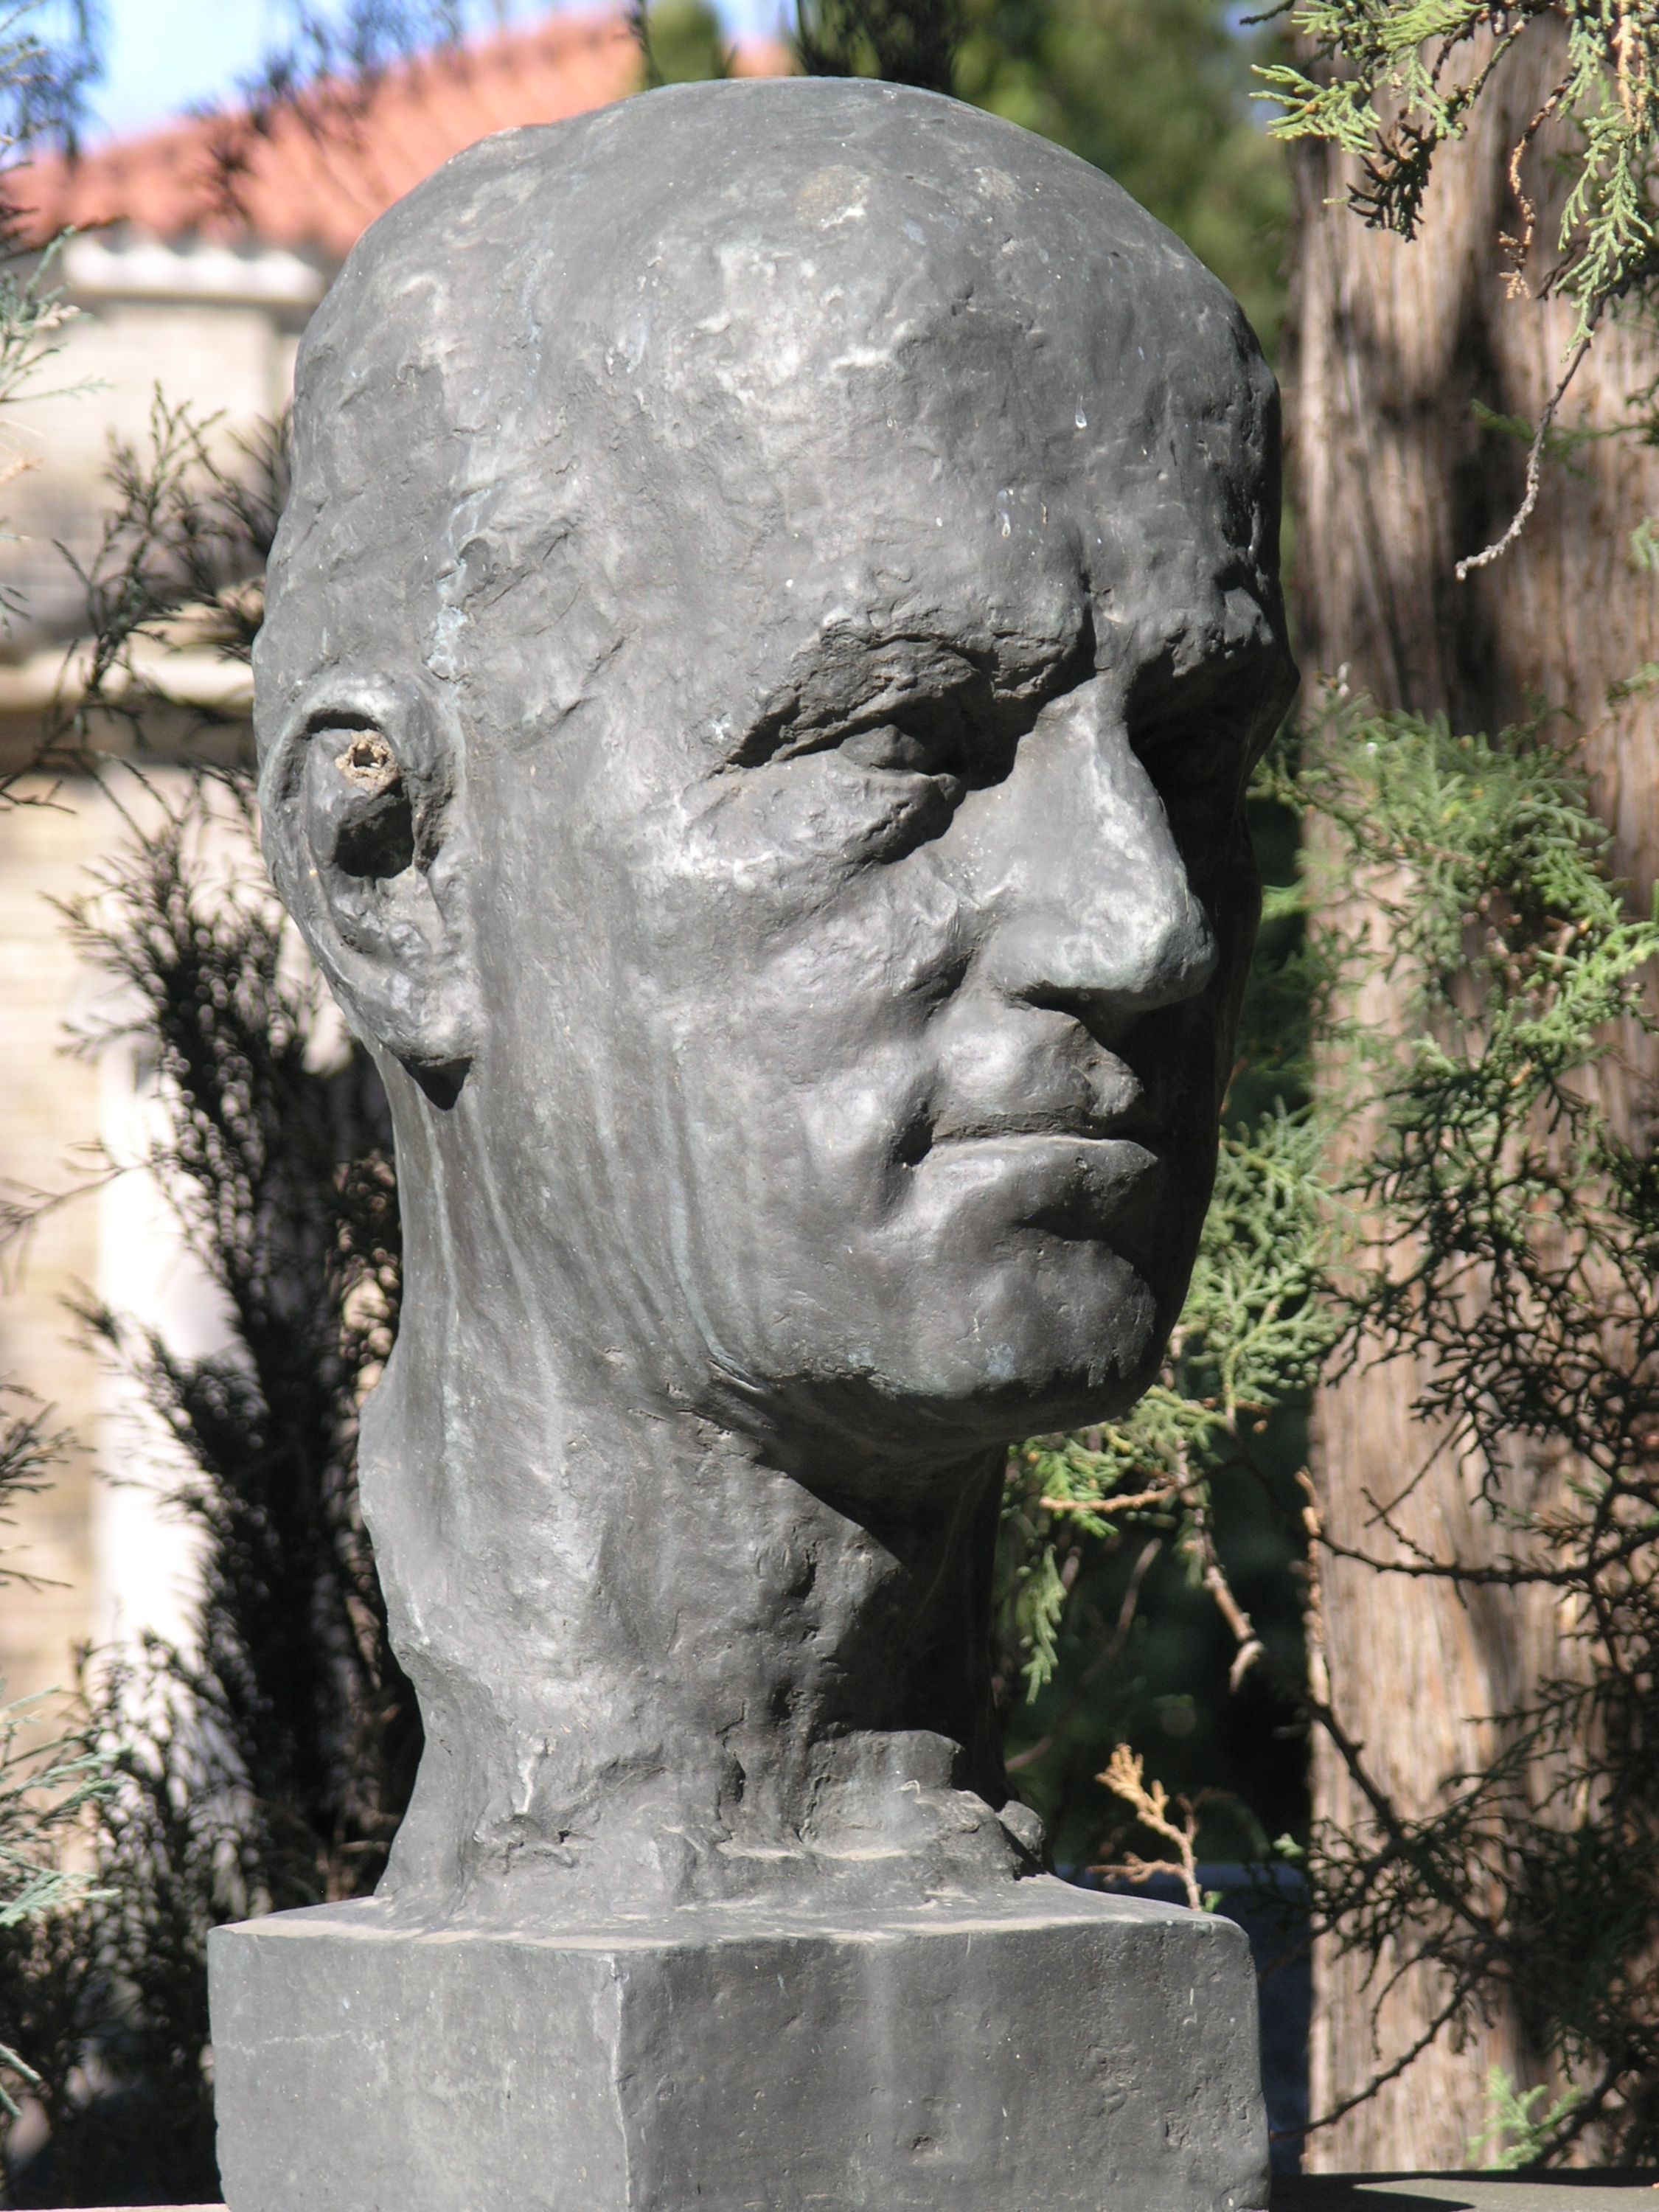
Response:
[254,78,1295,1918]
[260,77,1291,1469]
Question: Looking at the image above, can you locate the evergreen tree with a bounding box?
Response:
[1265,0,1659,2162]
[795,0,961,93]
[0,398,420,2205]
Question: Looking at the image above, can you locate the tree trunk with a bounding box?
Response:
[1284,18,1659,2169]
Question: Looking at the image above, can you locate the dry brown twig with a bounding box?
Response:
[1295,1467,1332,1706]
[1091,1744,1212,1912]
[1037,1484,1173,1517]
[1456,325,1598,579]
[1180,1481,1265,1691]
[1500,79,1569,297]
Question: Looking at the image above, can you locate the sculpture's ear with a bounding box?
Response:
[260,681,478,1099]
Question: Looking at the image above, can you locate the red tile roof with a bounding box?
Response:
[15,10,790,260]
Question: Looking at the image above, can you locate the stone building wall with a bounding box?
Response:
[0,779,105,1707]
[0,232,312,1705]
[0,233,323,646]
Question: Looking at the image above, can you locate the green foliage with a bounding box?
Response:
[1289,690,1659,1492]
[59,771,418,1904]
[1257,0,1659,344]
[1252,0,1659,567]
[636,0,732,85]
[0,1,99,161]
[0,1395,110,2128]
[1005,1107,1338,1700]
[0,232,86,502]
[795,0,961,91]
[0,1694,103,1958]
[1279,695,1648,1001]
[1274,692,1659,2157]
[0,406,417,2202]
[0,772,417,2197]
[50,391,277,743]
[1470,2065,1588,2168]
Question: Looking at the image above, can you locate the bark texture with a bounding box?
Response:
[1284,18,1659,2169]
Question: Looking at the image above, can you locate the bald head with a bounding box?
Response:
[255,77,1281,799]
[253,69,1293,1463]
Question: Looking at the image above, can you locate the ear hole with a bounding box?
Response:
[338,731,398,789]
[326,731,415,878]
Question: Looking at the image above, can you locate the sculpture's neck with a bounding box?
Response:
[358,1304,1020,1927]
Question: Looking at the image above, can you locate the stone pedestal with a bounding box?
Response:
[208,1877,1268,2212]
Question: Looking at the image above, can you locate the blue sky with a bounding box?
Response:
[86,0,782,142]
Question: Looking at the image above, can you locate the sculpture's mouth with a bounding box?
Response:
[928,1105,1149,1143]
[917,1054,1164,1160]
[915,1131,1164,1241]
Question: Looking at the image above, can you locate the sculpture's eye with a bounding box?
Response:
[1127,645,1281,815]
[837,693,1016,791]
[1133,718,1237,798]
[1129,708,1258,886]
[841,723,956,776]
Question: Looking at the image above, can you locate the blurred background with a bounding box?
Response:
[0,16,1308,2194]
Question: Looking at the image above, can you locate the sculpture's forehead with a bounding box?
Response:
[523,100,1201,357]
[341,77,1253,441]
[259,80,1281,756]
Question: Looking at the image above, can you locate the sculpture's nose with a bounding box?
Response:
[952,677,1218,1037]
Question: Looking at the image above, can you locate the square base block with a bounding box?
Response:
[208,1877,1268,2212]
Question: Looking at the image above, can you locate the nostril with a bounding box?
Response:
[895,1110,935,1166]
[1019,984,1138,1054]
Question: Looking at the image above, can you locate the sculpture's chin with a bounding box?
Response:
[700,1254,1177,1500]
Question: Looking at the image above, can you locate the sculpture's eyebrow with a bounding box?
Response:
[1127,626,1295,768]
[726,638,981,768]
[728,628,1090,769]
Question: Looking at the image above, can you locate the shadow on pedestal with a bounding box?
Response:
[1276,2174,1659,2211]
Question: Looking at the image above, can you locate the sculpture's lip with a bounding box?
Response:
[927,1128,1158,1162]
[917,1131,1163,1230]
[928,1112,1151,1144]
